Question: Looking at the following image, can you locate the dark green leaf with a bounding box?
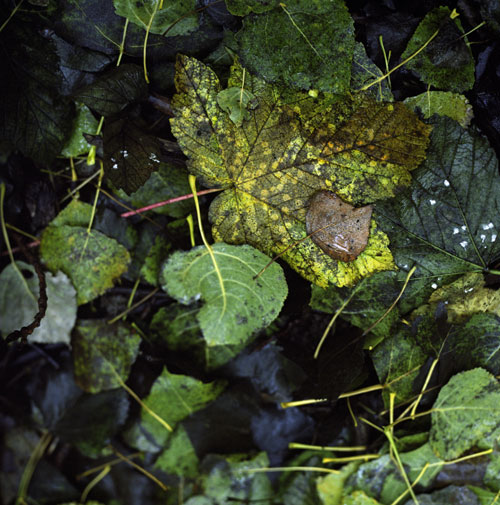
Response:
[401,7,475,92]
[54,389,129,457]
[236,0,355,93]
[0,23,74,164]
[116,162,193,218]
[376,117,500,303]
[103,118,162,194]
[75,64,148,116]
[226,0,279,16]
[72,319,141,393]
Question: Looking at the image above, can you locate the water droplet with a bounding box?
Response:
[429,199,436,205]
[444,180,450,187]
[461,225,466,231]
[431,283,438,289]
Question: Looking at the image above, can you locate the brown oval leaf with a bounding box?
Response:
[306,190,373,262]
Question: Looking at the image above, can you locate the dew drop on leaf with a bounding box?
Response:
[306,190,372,262]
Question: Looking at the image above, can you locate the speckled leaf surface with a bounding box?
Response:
[160,243,287,347]
[40,200,130,305]
[236,0,355,93]
[430,368,500,459]
[170,55,430,287]
[72,320,141,393]
[140,367,226,445]
[0,262,77,345]
[376,116,500,299]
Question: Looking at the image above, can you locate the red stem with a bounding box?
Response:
[120,188,221,218]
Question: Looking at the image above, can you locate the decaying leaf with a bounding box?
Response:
[306,190,372,262]
[170,55,430,287]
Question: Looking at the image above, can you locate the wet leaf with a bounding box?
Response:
[103,118,162,194]
[75,64,148,117]
[40,200,130,305]
[72,319,141,393]
[0,23,74,164]
[113,0,198,37]
[160,243,288,348]
[171,55,430,287]
[0,262,77,345]
[140,367,226,445]
[401,7,475,92]
[236,0,355,93]
[430,368,500,459]
[376,116,500,300]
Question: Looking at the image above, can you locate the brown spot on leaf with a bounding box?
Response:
[306,190,372,262]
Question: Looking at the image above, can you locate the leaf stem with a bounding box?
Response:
[189,175,226,315]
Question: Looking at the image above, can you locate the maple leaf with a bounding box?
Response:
[170,55,431,287]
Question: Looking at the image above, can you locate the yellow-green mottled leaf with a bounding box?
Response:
[170,55,430,287]
[40,200,130,304]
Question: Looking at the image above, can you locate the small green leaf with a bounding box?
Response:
[430,368,500,459]
[160,243,288,347]
[75,64,148,116]
[140,367,226,445]
[342,492,384,505]
[217,86,256,125]
[405,91,473,127]
[103,118,162,194]
[236,0,355,93]
[401,6,475,92]
[153,425,199,478]
[72,320,141,393]
[0,262,77,345]
[40,200,130,305]
[113,0,198,37]
[61,102,99,158]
